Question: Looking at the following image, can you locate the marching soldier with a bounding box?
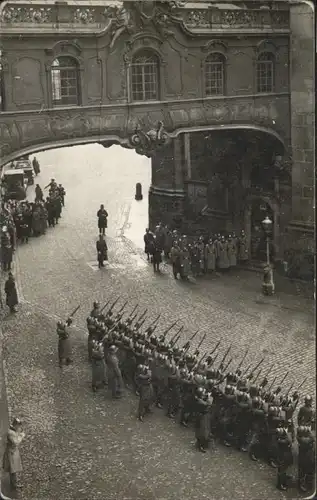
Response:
[166,364,181,418]
[106,345,123,399]
[136,364,154,421]
[195,387,212,453]
[57,318,73,367]
[275,426,293,491]
[297,425,315,493]
[91,341,107,392]
[2,417,25,490]
[298,396,315,428]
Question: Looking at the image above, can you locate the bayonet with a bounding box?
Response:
[196,332,207,351]
[210,339,221,356]
[237,348,249,370]
[68,303,80,318]
[218,344,232,370]
[296,376,308,391]
[162,320,178,339]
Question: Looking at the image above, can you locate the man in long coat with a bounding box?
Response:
[136,364,154,421]
[57,318,73,367]
[96,234,108,268]
[4,272,18,313]
[91,341,107,391]
[2,417,25,490]
[97,204,108,236]
[106,345,123,398]
[1,226,13,271]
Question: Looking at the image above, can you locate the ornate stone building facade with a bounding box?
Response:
[0,0,314,274]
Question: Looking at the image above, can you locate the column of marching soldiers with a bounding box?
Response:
[56,298,315,494]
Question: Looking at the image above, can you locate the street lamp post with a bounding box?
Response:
[261,216,275,296]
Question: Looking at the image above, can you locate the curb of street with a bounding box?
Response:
[0,321,13,500]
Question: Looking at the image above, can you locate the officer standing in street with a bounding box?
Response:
[97,204,108,236]
[96,234,108,268]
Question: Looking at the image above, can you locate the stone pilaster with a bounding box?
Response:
[149,136,186,230]
[288,2,315,240]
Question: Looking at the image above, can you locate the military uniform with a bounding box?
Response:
[136,365,154,421]
[57,319,73,367]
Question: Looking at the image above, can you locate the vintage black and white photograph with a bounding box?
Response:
[0,0,315,499]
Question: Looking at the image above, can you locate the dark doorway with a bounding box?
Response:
[251,199,274,261]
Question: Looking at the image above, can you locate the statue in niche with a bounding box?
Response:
[207,172,227,212]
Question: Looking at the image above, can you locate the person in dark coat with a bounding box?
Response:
[57,318,73,367]
[275,427,294,491]
[151,237,162,272]
[1,227,13,271]
[96,235,108,268]
[91,341,107,392]
[32,157,40,175]
[136,364,154,421]
[195,387,212,452]
[143,228,154,261]
[297,426,315,493]
[4,272,18,313]
[106,345,123,398]
[35,184,43,202]
[97,204,108,236]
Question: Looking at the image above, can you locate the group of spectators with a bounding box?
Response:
[144,224,250,278]
[0,178,65,272]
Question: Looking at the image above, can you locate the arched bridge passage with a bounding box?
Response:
[0,123,286,168]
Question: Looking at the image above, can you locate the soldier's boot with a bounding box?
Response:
[277,470,287,491]
[196,438,206,453]
[180,410,189,427]
[92,385,97,392]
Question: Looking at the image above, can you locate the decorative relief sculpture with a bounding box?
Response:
[1,6,52,23]
[104,4,135,49]
[73,8,96,24]
[129,121,171,157]
[184,10,210,28]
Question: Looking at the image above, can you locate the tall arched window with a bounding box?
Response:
[131,51,159,102]
[256,52,274,93]
[51,56,80,106]
[205,53,225,96]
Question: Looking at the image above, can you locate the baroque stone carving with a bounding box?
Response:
[1,6,52,23]
[220,10,257,26]
[129,121,171,158]
[184,10,210,28]
[104,1,184,50]
[73,8,96,24]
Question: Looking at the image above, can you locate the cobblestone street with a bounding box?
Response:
[1,145,315,500]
